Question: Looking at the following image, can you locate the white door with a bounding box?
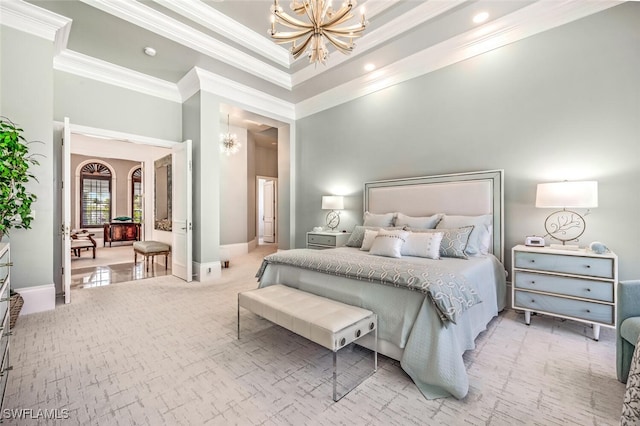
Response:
[172,140,192,282]
[263,180,276,243]
[62,117,71,303]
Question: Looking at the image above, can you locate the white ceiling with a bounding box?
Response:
[5,0,625,128]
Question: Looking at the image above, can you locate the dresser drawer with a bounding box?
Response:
[0,349,7,410]
[0,282,8,329]
[514,251,614,279]
[308,234,337,246]
[515,290,613,325]
[0,313,8,370]
[0,248,9,287]
[514,271,614,303]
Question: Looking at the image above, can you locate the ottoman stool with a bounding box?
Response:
[133,241,171,272]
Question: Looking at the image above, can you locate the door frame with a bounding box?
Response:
[256,176,277,245]
[59,121,181,301]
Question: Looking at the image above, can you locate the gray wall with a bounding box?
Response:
[294,3,640,280]
[54,72,182,141]
[0,26,55,291]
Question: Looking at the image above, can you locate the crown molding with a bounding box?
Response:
[180,68,296,122]
[295,0,622,118]
[0,0,71,53]
[79,0,292,90]
[54,50,182,103]
[292,0,464,86]
[151,0,291,68]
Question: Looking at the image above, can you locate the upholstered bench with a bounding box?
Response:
[238,284,377,401]
[133,241,171,272]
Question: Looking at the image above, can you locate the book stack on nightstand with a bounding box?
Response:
[306,231,351,250]
[511,244,618,341]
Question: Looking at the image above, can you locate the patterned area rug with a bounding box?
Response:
[5,251,625,425]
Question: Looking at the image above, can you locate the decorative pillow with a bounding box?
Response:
[394,213,442,229]
[369,229,409,258]
[360,229,379,251]
[408,226,474,259]
[479,224,493,255]
[346,225,403,247]
[437,215,492,256]
[363,211,395,227]
[401,232,444,259]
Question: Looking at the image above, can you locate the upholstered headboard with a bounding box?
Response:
[364,170,504,262]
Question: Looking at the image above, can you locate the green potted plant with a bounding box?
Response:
[0,116,39,240]
[1,116,40,328]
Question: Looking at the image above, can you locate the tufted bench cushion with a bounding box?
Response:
[133,241,171,271]
[238,284,377,401]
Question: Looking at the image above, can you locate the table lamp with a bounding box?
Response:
[535,180,598,249]
[322,196,344,231]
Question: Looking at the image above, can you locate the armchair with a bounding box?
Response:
[617,280,640,382]
[71,230,97,259]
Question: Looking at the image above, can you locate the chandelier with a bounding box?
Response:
[268,0,368,65]
[220,114,240,156]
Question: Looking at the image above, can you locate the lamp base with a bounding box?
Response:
[549,243,581,251]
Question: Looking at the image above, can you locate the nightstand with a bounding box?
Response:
[306,231,351,249]
[512,244,618,341]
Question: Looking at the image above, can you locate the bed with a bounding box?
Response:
[256,170,507,399]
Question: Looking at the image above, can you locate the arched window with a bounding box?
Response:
[131,167,142,223]
[80,162,112,227]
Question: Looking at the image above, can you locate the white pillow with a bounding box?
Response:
[369,229,409,258]
[437,214,492,256]
[401,232,443,259]
[360,229,379,251]
[363,211,395,227]
[479,224,493,255]
[394,213,442,229]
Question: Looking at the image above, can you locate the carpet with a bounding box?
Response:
[4,246,625,425]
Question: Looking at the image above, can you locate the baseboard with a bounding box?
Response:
[193,261,222,282]
[17,284,56,315]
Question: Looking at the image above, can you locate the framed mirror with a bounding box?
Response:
[154,154,172,231]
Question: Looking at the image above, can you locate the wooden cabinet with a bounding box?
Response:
[512,244,617,341]
[103,223,141,247]
[306,231,351,249]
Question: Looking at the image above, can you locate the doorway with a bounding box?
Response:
[257,177,277,245]
[61,123,181,301]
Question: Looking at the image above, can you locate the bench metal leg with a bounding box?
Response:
[237,295,240,340]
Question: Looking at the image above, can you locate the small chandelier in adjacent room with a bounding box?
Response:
[268,0,368,65]
[220,114,240,156]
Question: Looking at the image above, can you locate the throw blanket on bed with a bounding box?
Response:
[256,249,481,324]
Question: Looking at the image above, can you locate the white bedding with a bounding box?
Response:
[258,247,507,399]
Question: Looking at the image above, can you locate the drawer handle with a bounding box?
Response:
[530,260,535,263]
[586,288,591,292]
[586,309,591,313]
[531,299,535,303]
[585,265,591,268]
[530,281,535,285]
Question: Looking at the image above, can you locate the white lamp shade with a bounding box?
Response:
[322,195,344,210]
[535,181,598,208]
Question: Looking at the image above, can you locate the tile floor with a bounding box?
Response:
[71,244,170,288]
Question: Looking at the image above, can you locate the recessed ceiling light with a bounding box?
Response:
[473,12,489,24]
[143,46,156,57]
[364,63,376,72]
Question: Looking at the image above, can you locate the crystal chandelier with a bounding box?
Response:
[220,114,240,156]
[268,0,368,65]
